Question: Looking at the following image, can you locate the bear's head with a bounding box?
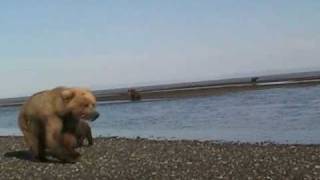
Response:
[62,88,99,121]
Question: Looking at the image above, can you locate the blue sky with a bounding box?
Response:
[0,0,320,98]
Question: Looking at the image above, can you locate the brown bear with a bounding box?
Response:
[128,89,141,101]
[63,119,93,147]
[18,86,99,162]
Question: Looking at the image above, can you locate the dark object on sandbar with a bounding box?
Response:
[251,77,259,84]
[128,89,141,101]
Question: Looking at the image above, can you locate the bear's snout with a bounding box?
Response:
[90,111,100,121]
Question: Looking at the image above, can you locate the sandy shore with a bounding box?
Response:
[1,136,320,179]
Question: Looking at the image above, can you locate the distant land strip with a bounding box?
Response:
[1,71,320,107]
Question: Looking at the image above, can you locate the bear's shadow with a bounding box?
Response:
[4,151,62,163]
[4,150,33,161]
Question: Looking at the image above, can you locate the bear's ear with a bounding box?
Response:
[62,89,75,101]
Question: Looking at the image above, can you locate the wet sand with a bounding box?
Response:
[1,136,320,179]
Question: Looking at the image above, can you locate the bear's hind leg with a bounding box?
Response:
[19,116,46,161]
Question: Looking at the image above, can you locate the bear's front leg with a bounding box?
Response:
[63,133,81,157]
[87,127,93,146]
[46,116,79,163]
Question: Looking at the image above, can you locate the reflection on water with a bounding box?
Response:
[1,85,320,144]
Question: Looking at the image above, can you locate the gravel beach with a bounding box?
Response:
[1,136,320,180]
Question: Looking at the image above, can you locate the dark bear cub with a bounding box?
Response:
[63,118,93,147]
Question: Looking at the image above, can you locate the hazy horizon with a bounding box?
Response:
[1,1,320,98]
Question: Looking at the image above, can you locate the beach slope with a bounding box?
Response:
[1,136,320,179]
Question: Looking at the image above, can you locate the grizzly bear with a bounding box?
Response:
[128,89,141,101]
[63,119,93,147]
[18,87,99,162]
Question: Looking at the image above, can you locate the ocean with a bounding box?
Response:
[1,84,320,144]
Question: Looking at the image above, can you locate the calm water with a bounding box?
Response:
[1,85,320,144]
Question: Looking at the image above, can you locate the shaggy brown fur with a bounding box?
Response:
[18,87,99,162]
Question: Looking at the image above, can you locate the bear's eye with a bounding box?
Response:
[83,103,89,108]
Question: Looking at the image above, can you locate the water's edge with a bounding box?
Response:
[1,84,320,144]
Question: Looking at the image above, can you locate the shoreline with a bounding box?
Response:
[1,136,320,179]
[2,130,320,145]
[3,135,320,145]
